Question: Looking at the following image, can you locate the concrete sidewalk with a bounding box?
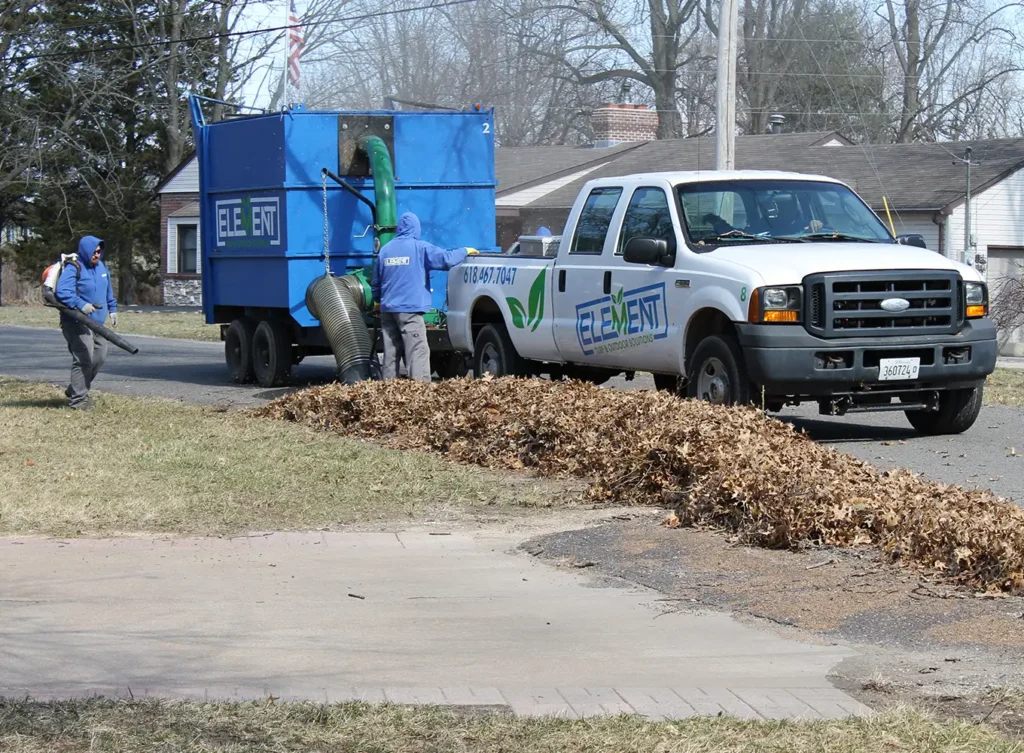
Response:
[0,530,869,720]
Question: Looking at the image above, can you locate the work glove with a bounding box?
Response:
[109,312,119,328]
[466,247,479,255]
[81,303,97,315]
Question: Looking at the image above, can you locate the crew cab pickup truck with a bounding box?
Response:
[446,170,998,434]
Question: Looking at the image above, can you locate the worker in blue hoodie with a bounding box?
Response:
[371,212,476,382]
[55,235,118,409]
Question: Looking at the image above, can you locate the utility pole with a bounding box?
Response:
[715,0,739,170]
[952,147,980,266]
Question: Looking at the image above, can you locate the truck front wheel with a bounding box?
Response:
[686,335,752,406]
[225,318,257,384]
[905,386,983,435]
[473,323,525,378]
[252,319,293,388]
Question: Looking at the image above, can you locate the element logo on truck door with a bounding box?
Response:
[576,283,668,356]
[215,196,282,248]
[506,268,546,332]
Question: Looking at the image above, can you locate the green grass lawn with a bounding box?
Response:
[0,304,219,341]
[1,699,1020,753]
[0,378,563,537]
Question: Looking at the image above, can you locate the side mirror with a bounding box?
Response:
[624,237,675,266]
[896,233,927,249]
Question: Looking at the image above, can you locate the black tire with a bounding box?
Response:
[653,373,684,395]
[685,335,752,406]
[905,386,983,435]
[473,323,526,378]
[432,352,470,380]
[225,318,257,384]
[252,319,293,388]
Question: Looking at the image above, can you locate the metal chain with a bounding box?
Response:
[322,170,331,276]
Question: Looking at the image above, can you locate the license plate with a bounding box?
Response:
[878,357,921,381]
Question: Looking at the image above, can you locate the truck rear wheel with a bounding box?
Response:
[473,323,526,378]
[686,335,752,406]
[905,386,983,435]
[225,318,257,384]
[252,319,293,388]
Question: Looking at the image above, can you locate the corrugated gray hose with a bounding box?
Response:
[306,274,372,384]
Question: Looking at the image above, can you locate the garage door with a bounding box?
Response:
[988,246,1024,356]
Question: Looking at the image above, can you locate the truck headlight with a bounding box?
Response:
[749,285,802,323]
[965,282,987,318]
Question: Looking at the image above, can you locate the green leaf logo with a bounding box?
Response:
[527,268,546,332]
[240,197,253,235]
[507,297,527,329]
[507,268,547,331]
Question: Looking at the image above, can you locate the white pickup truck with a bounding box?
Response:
[446,170,998,434]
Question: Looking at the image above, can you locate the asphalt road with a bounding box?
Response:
[2,323,1021,504]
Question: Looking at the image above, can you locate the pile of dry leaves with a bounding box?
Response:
[255,377,1024,593]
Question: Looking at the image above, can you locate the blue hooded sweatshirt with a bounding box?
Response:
[371,212,469,313]
[56,235,117,325]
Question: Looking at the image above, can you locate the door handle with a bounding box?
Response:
[558,269,566,292]
[603,271,611,295]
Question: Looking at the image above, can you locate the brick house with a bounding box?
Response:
[155,157,202,306]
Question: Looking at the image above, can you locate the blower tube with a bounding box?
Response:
[308,135,398,384]
[42,289,139,355]
[306,274,372,384]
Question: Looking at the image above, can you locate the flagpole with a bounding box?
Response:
[282,0,290,105]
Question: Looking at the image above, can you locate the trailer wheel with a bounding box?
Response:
[653,373,684,395]
[685,335,752,406]
[432,352,469,380]
[905,385,983,435]
[252,319,293,388]
[473,323,526,378]
[225,318,258,384]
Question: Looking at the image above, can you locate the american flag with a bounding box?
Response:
[287,0,303,89]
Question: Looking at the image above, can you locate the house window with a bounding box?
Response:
[177,224,198,274]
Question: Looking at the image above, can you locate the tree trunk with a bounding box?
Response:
[896,0,922,143]
[654,80,682,139]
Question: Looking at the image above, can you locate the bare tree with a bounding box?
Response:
[552,0,702,139]
[881,0,1022,142]
[989,260,1024,351]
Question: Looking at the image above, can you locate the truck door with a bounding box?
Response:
[601,185,684,373]
[551,186,625,365]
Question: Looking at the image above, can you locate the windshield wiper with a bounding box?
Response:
[697,230,802,245]
[776,232,884,243]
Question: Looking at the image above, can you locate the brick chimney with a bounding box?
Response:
[591,104,659,147]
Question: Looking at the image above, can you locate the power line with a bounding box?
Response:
[7,0,479,65]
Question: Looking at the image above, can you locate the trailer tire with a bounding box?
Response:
[685,335,752,406]
[473,323,526,378]
[225,318,258,384]
[252,319,293,388]
[905,385,983,435]
[653,373,684,395]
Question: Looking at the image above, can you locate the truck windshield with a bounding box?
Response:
[676,179,894,248]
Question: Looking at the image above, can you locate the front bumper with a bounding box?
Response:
[735,319,998,397]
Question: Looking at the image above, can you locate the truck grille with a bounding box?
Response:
[804,271,963,338]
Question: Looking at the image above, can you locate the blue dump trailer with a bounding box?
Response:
[187,94,497,387]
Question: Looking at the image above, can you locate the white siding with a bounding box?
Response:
[161,157,199,194]
[945,165,1024,268]
[496,162,612,208]
[889,211,941,252]
[167,216,201,274]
